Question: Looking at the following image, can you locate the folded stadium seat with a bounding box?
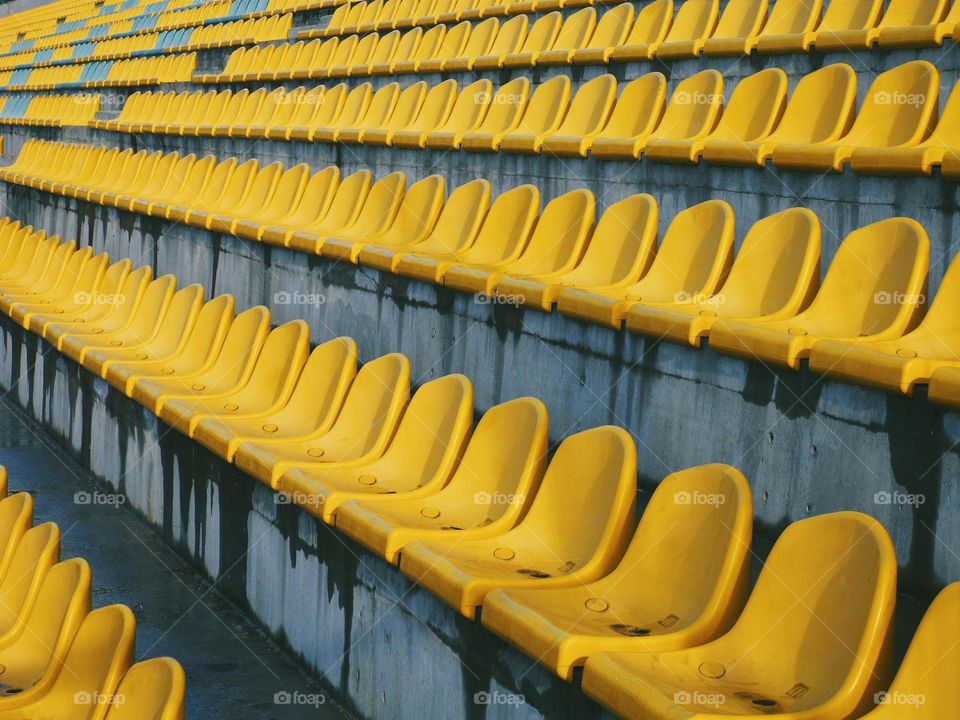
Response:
[349,81,427,145]
[366,26,421,73]
[650,0,719,59]
[623,69,723,162]
[754,0,823,53]
[83,284,202,382]
[291,82,369,142]
[234,353,410,488]
[702,63,855,167]
[290,171,407,254]
[0,559,89,698]
[42,266,154,350]
[236,166,339,241]
[709,218,928,370]
[541,74,621,157]
[444,189,594,294]
[328,31,380,77]
[263,170,372,248]
[499,11,563,67]
[390,79,460,148]
[878,0,958,47]
[104,657,186,720]
[181,159,267,228]
[482,464,751,680]
[276,374,474,523]
[570,2,634,63]
[656,67,787,164]
[465,13,526,68]
[586,74,667,159]
[191,336,357,462]
[323,175,445,262]
[415,19,472,71]
[60,275,178,365]
[264,86,334,140]
[535,7,598,65]
[0,523,59,642]
[557,199,734,328]
[773,61,939,173]
[158,320,310,436]
[499,74,572,153]
[0,605,134,720]
[130,304,270,414]
[808,248,960,394]
[398,184,540,284]
[582,512,896,720]
[359,178,491,272]
[812,0,886,50]
[396,426,635,619]
[334,396,548,562]
[701,0,769,55]
[458,77,530,151]
[855,80,960,176]
[104,294,234,397]
[348,29,401,75]
[423,79,493,149]
[627,208,820,346]
[392,23,446,72]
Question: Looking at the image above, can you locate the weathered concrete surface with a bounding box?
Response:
[2,184,959,605]
[0,392,349,719]
[0,317,609,720]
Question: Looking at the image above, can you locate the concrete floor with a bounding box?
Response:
[0,396,350,720]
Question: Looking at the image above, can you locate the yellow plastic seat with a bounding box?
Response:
[855,80,960,176]
[204,162,292,234]
[540,74,618,157]
[412,20,470,71]
[496,194,657,311]
[500,74,571,153]
[482,464,752,680]
[15,253,112,334]
[393,23,446,72]
[772,61,939,173]
[398,184,540,284]
[267,170,371,250]
[266,86,342,140]
[702,63,856,167]
[435,16,498,69]
[323,175,446,263]
[500,11,562,67]
[444,189,594,295]
[0,246,94,325]
[158,320,310,437]
[300,83,373,142]
[192,337,357,463]
[423,79,493,150]
[657,68,786,164]
[359,179,491,273]
[289,171,406,255]
[812,0,886,50]
[0,522,59,644]
[105,658,185,720]
[106,294,234,397]
[860,582,960,718]
[536,7,598,65]
[277,374,474,523]
[459,77,531,152]
[627,208,820,346]
[809,248,960,395]
[642,69,724,163]
[570,2,635,63]
[460,14,528,70]
[130,305,271,415]
[582,512,897,720]
[354,82,428,146]
[710,218,929,370]
[172,158,259,226]
[235,166,340,242]
[334,396,549,563]
[140,156,219,219]
[557,199,734,328]
[0,605,135,720]
[754,0,822,53]
[224,163,313,239]
[397,426,636,619]
[702,0,769,55]
[0,494,31,584]
[877,0,958,47]
[233,353,410,488]
[654,0,720,59]
[391,79,461,148]
[0,559,89,698]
